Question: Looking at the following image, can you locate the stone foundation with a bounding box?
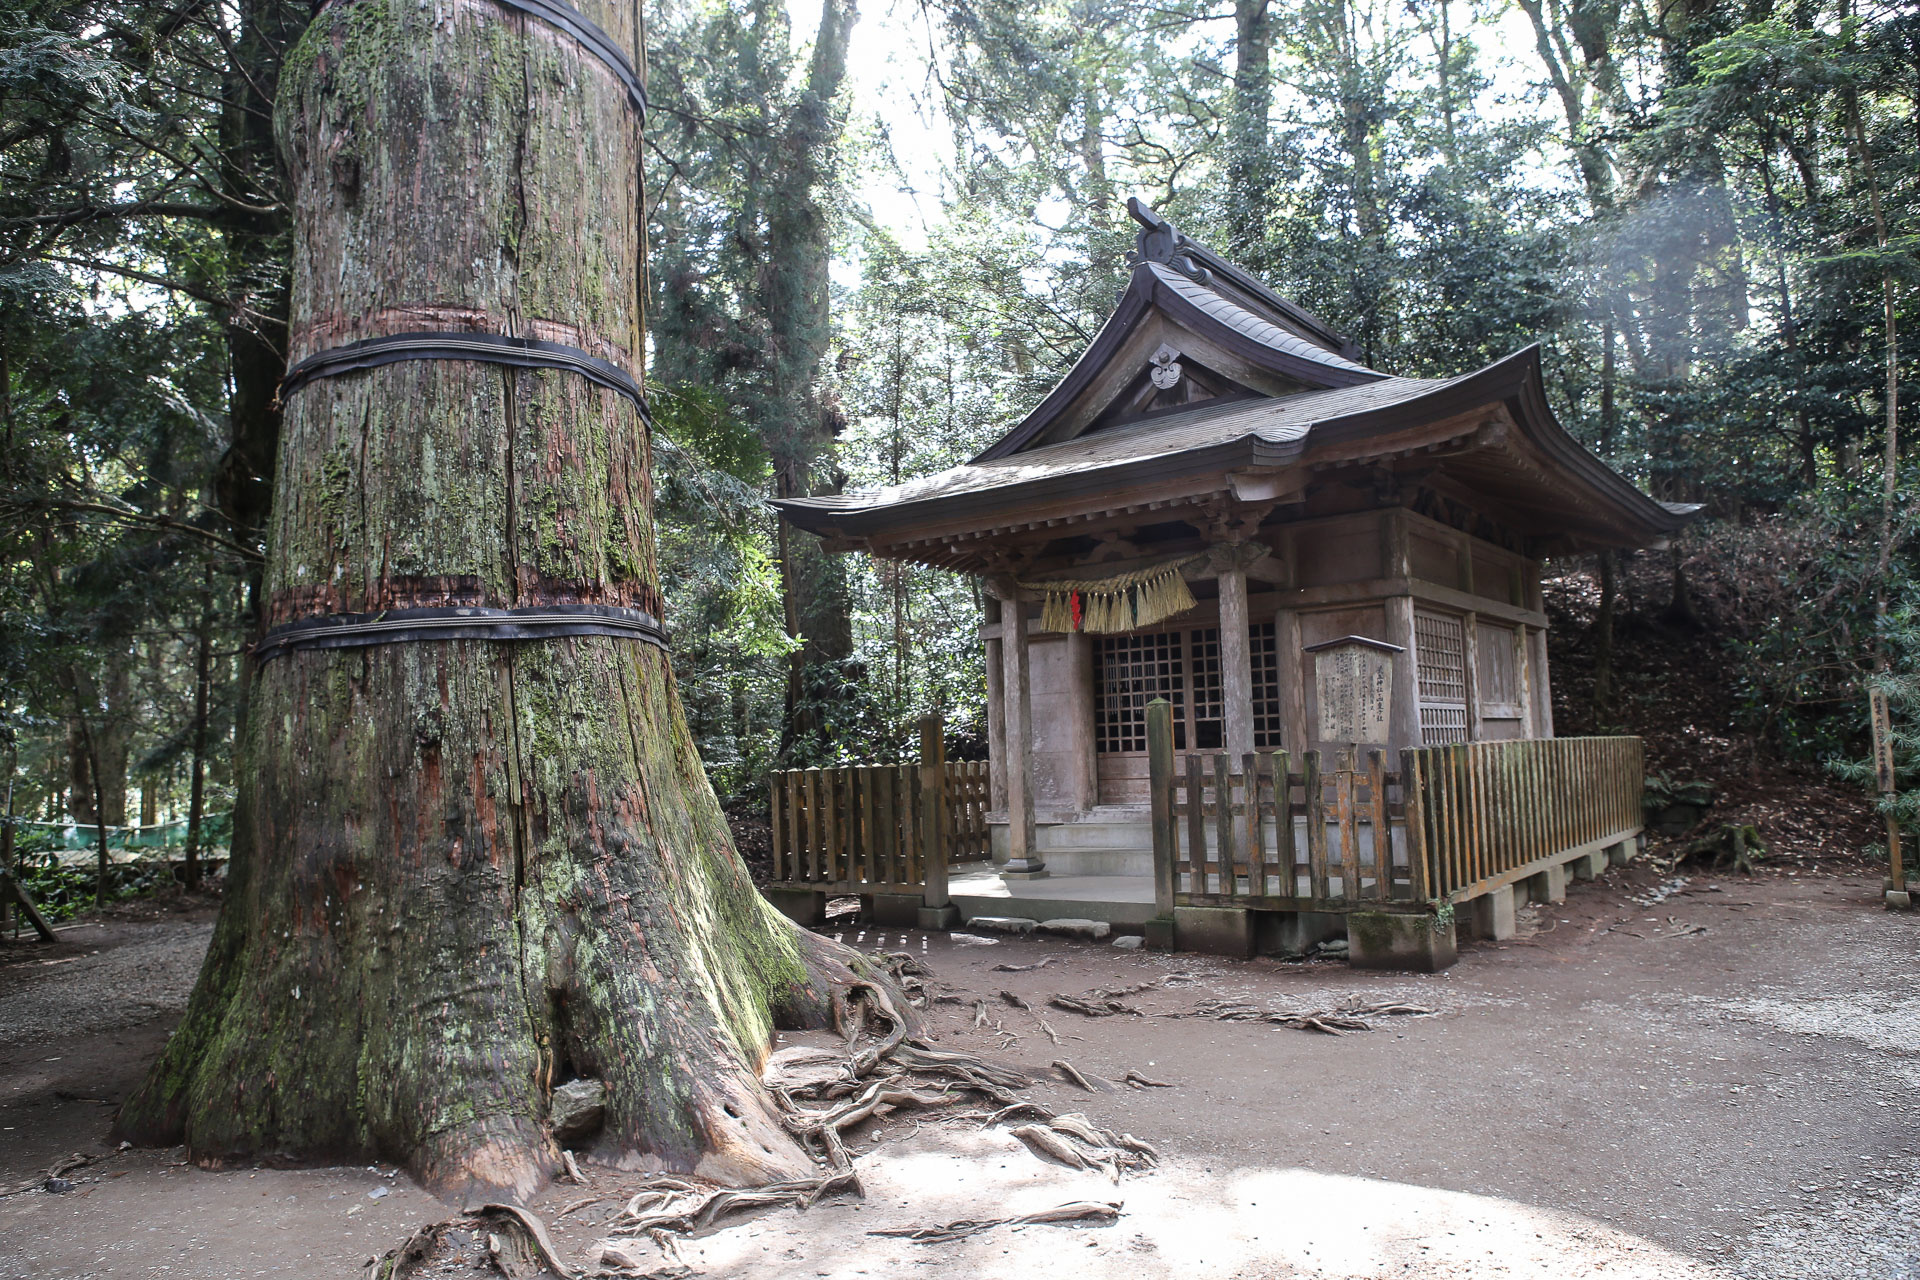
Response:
[1347,910,1457,972]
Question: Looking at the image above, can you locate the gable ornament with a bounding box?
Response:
[1149,345,1183,390]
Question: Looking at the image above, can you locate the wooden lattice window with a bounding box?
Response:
[1187,628,1223,749]
[1415,609,1469,745]
[1250,622,1284,749]
[1475,620,1522,718]
[1094,632,1186,752]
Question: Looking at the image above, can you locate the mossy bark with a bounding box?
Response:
[118,0,865,1203]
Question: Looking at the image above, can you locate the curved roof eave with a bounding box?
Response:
[774,432,1306,539]
[1305,345,1692,538]
[777,345,1694,548]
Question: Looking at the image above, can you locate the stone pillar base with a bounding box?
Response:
[763,886,825,926]
[1000,860,1049,881]
[1524,864,1567,905]
[1607,838,1635,867]
[1571,848,1608,881]
[1347,910,1457,972]
[917,903,961,929]
[1173,906,1254,958]
[1142,915,1176,951]
[1468,885,1516,941]
[1887,891,1913,912]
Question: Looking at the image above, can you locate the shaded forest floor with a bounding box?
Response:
[4,855,1918,1278]
[1544,552,1882,876]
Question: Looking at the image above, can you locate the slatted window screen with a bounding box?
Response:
[1187,628,1223,749]
[1415,609,1470,745]
[1094,632,1186,752]
[1250,622,1284,749]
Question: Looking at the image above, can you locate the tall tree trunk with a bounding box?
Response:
[1225,0,1272,257]
[1843,80,1900,672]
[1592,551,1617,721]
[119,0,882,1201]
[768,0,858,754]
[1592,324,1618,721]
[1077,48,1119,293]
[65,691,113,908]
[183,566,214,891]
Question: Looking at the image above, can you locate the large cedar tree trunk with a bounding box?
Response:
[119,0,869,1202]
[768,0,859,752]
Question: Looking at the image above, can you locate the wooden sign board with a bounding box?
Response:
[1870,689,1896,794]
[1307,636,1402,745]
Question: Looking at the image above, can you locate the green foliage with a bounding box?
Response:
[6,828,185,923]
[1830,606,1920,839]
[8,0,1919,827]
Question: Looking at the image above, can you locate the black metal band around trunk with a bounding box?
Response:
[278,331,649,419]
[313,0,647,118]
[255,604,669,662]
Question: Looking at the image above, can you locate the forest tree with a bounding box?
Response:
[112,0,883,1199]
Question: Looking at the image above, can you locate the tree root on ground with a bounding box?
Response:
[372,951,1146,1277]
[867,1199,1122,1244]
[1185,997,1436,1034]
[1661,823,1767,875]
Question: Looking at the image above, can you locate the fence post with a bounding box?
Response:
[1147,698,1177,923]
[917,715,960,928]
[1401,748,1431,902]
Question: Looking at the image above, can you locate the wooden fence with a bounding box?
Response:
[1161,748,1413,907]
[1149,700,1645,911]
[770,759,992,893]
[1402,735,1645,900]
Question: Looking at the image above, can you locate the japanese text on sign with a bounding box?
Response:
[1871,689,1897,794]
[1315,644,1393,744]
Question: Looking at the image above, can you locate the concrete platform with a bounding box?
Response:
[949,865,1157,928]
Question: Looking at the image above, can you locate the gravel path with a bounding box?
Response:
[0,921,210,1051]
[3,870,1917,1278]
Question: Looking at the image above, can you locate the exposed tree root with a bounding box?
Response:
[1186,997,1436,1034]
[867,1199,1122,1243]
[1050,993,1142,1017]
[372,944,1153,1275]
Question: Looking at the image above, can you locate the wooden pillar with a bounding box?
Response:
[1527,626,1554,738]
[1385,594,1421,754]
[1147,697,1176,915]
[1516,622,1538,739]
[998,591,1045,878]
[917,715,960,927]
[1064,630,1098,812]
[1219,563,1255,758]
[1275,604,1307,751]
[1462,610,1482,742]
[984,598,1007,812]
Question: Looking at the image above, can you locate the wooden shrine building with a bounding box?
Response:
[770,201,1694,966]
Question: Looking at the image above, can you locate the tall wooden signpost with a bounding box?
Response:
[1871,690,1907,909]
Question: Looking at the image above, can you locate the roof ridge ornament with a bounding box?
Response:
[1126,198,1213,284]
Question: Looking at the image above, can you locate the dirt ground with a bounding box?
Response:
[2,859,1917,1280]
